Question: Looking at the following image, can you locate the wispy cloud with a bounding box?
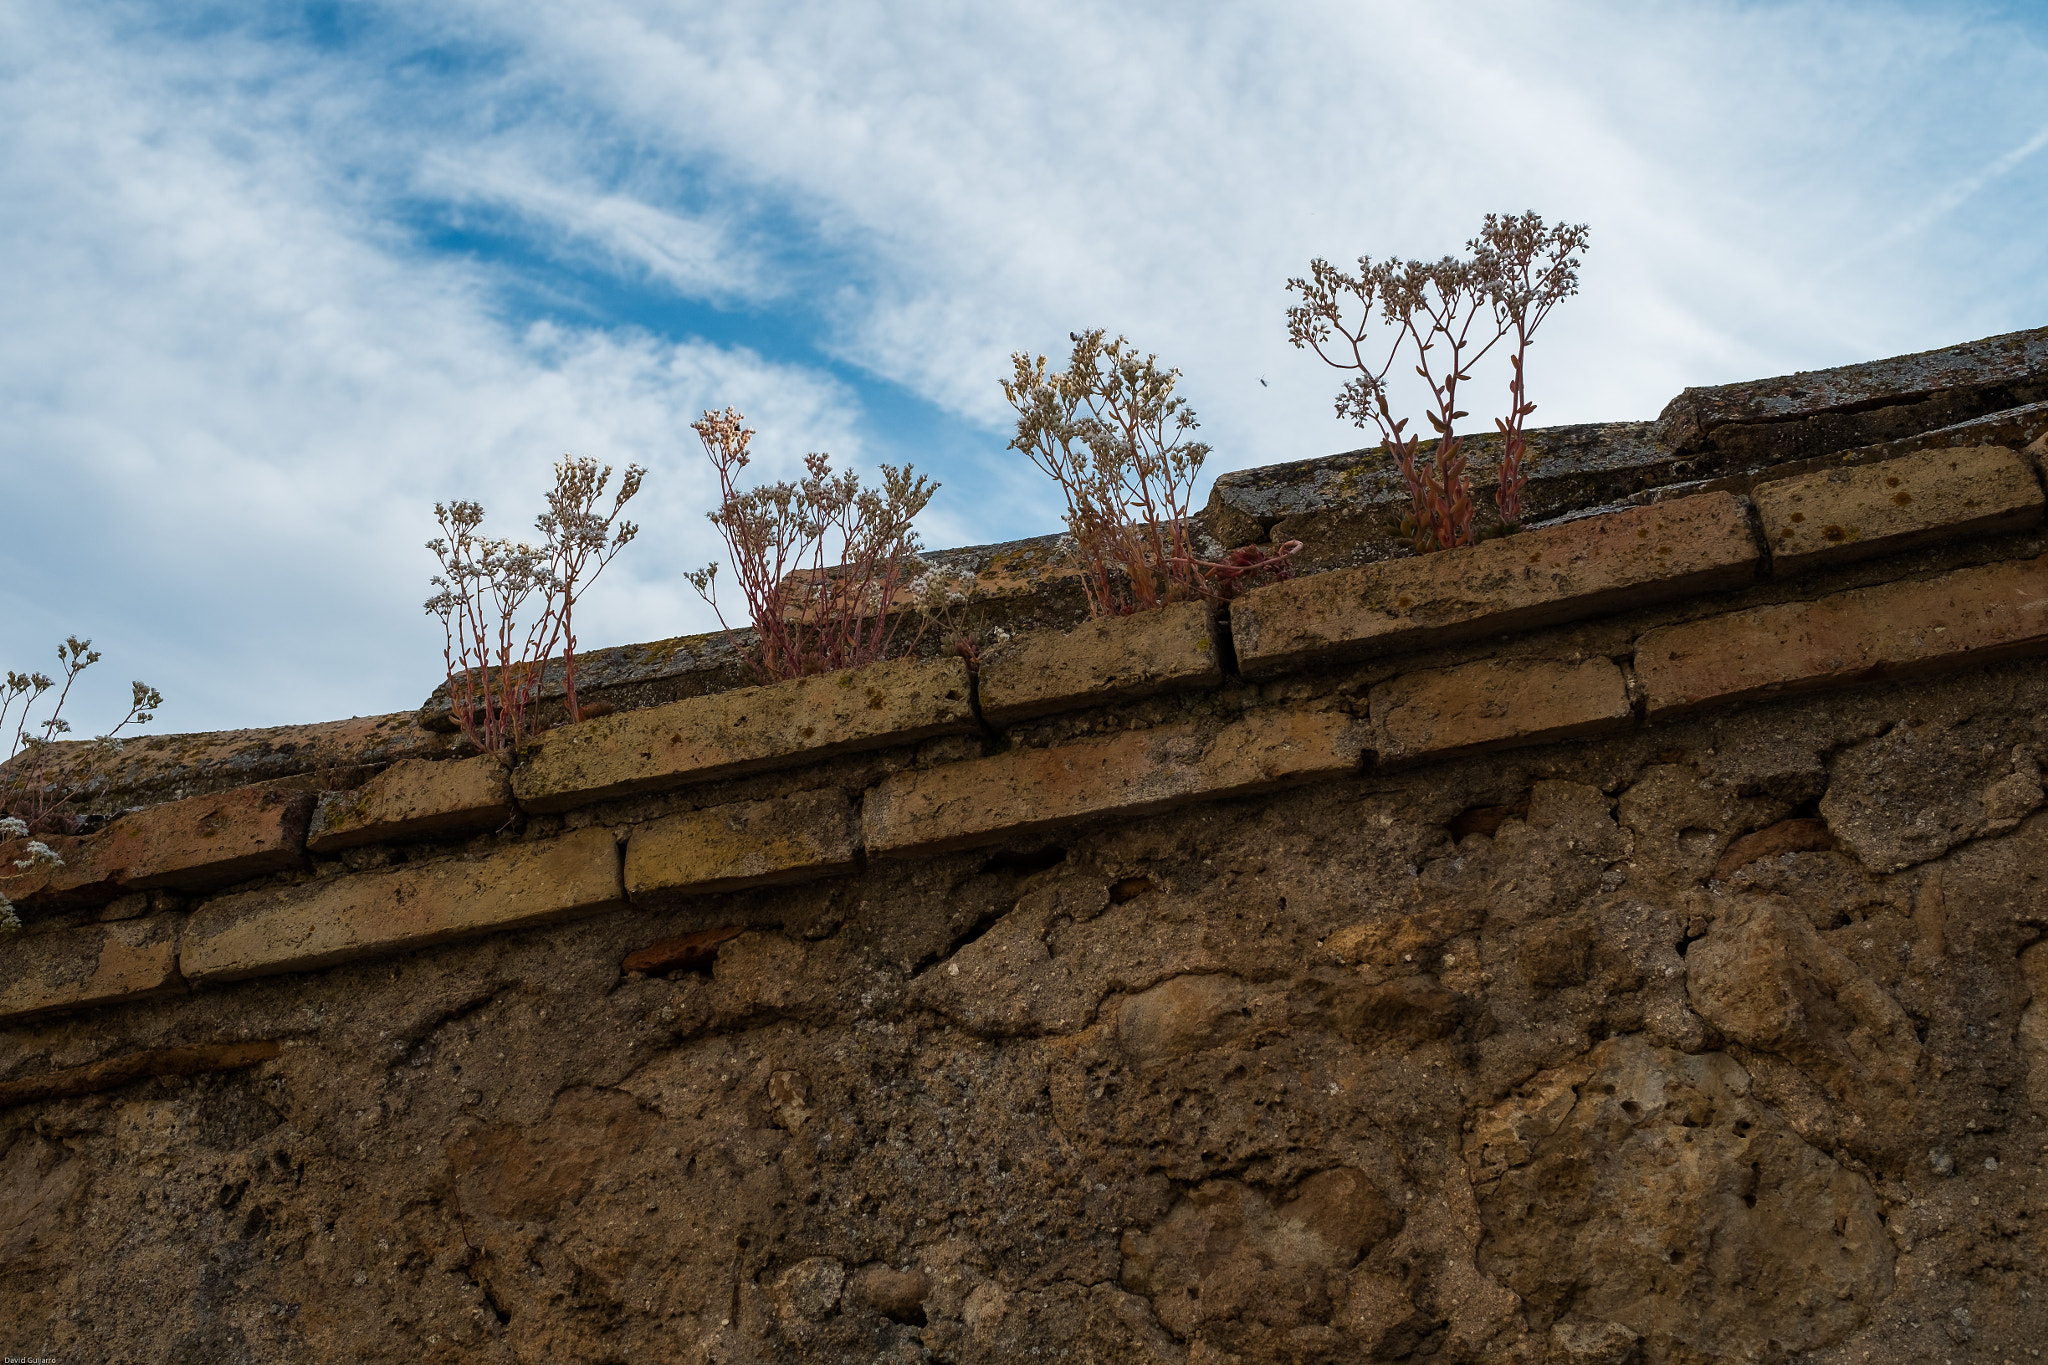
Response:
[2,0,2044,732]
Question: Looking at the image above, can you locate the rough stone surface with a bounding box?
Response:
[1231,493,1759,678]
[96,787,314,894]
[1655,324,2048,456]
[512,656,976,813]
[0,914,183,1021]
[624,789,858,900]
[978,601,1222,725]
[0,711,448,821]
[1369,657,1633,762]
[1636,554,2048,716]
[179,826,624,984]
[1754,443,2044,574]
[863,707,1365,856]
[2,662,2047,1360]
[307,756,516,854]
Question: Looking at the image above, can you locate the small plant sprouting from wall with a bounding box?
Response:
[1006,330,1299,617]
[686,408,940,684]
[1286,212,1589,552]
[1,638,162,927]
[426,457,644,755]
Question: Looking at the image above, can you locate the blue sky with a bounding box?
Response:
[3,0,2046,735]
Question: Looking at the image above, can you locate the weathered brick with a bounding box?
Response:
[180,826,624,984]
[0,831,118,909]
[307,756,515,854]
[1369,658,1633,763]
[1754,444,2044,574]
[0,914,184,1021]
[513,656,977,815]
[94,786,313,893]
[979,601,1223,725]
[863,708,1364,858]
[1636,555,2048,717]
[624,789,858,899]
[1230,493,1759,679]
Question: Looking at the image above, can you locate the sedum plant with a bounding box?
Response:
[1005,330,1299,616]
[426,457,643,755]
[1286,212,1588,552]
[687,408,938,684]
[0,636,162,836]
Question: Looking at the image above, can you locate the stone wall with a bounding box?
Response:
[4,329,2048,1363]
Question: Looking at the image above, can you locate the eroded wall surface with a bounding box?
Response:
[1,660,2044,1364]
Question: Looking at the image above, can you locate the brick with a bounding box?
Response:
[0,914,184,1021]
[1636,555,2048,717]
[0,831,118,909]
[624,789,858,899]
[513,656,977,815]
[96,786,314,893]
[1230,493,1759,680]
[180,825,624,984]
[978,601,1223,725]
[1369,658,1633,763]
[307,756,515,854]
[863,708,1365,858]
[1755,444,2043,574]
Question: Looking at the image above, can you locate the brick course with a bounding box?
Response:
[1230,493,1759,678]
[1369,658,1634,763]
[1754,444,2043,574]
[512,656,976,814]
[180,825,625,984]
[862,707,1364,857]
[0,914,184,1021]
[1636,555,2048,716]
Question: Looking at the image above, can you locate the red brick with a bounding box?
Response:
[1636,555,2048,717]
[1230,493,1759,679]
[862,707,1364,858]
[1369,658,1633,762]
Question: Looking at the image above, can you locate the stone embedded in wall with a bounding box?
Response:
[512,655,977,815]
[1819,721,2043,872]
[624,789,858,900]
[306,755,515,854]
[96,786,314,893]
[1230,492,1759,679]
[1753,443,2044,574]
[1367,656,1633,763]
[1118,1169,1401,1341]
[977,600,1222,726]
[0,913,184,1021]
[1635,554,2048,717]
[861,706,1365,857]
[179,825,624,984]
[1653,324,2048,455]
[1467,1035,1894,1359]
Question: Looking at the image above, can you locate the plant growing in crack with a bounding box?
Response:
[686,407,941,684]
[1005,330,1299,616]
[1286,212,1588,552]
[426,457,644,755]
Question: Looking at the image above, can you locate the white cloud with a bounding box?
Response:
[2,0,2043,735]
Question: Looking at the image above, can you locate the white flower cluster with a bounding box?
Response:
[0,817,27,839]
[12,841,63,871]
